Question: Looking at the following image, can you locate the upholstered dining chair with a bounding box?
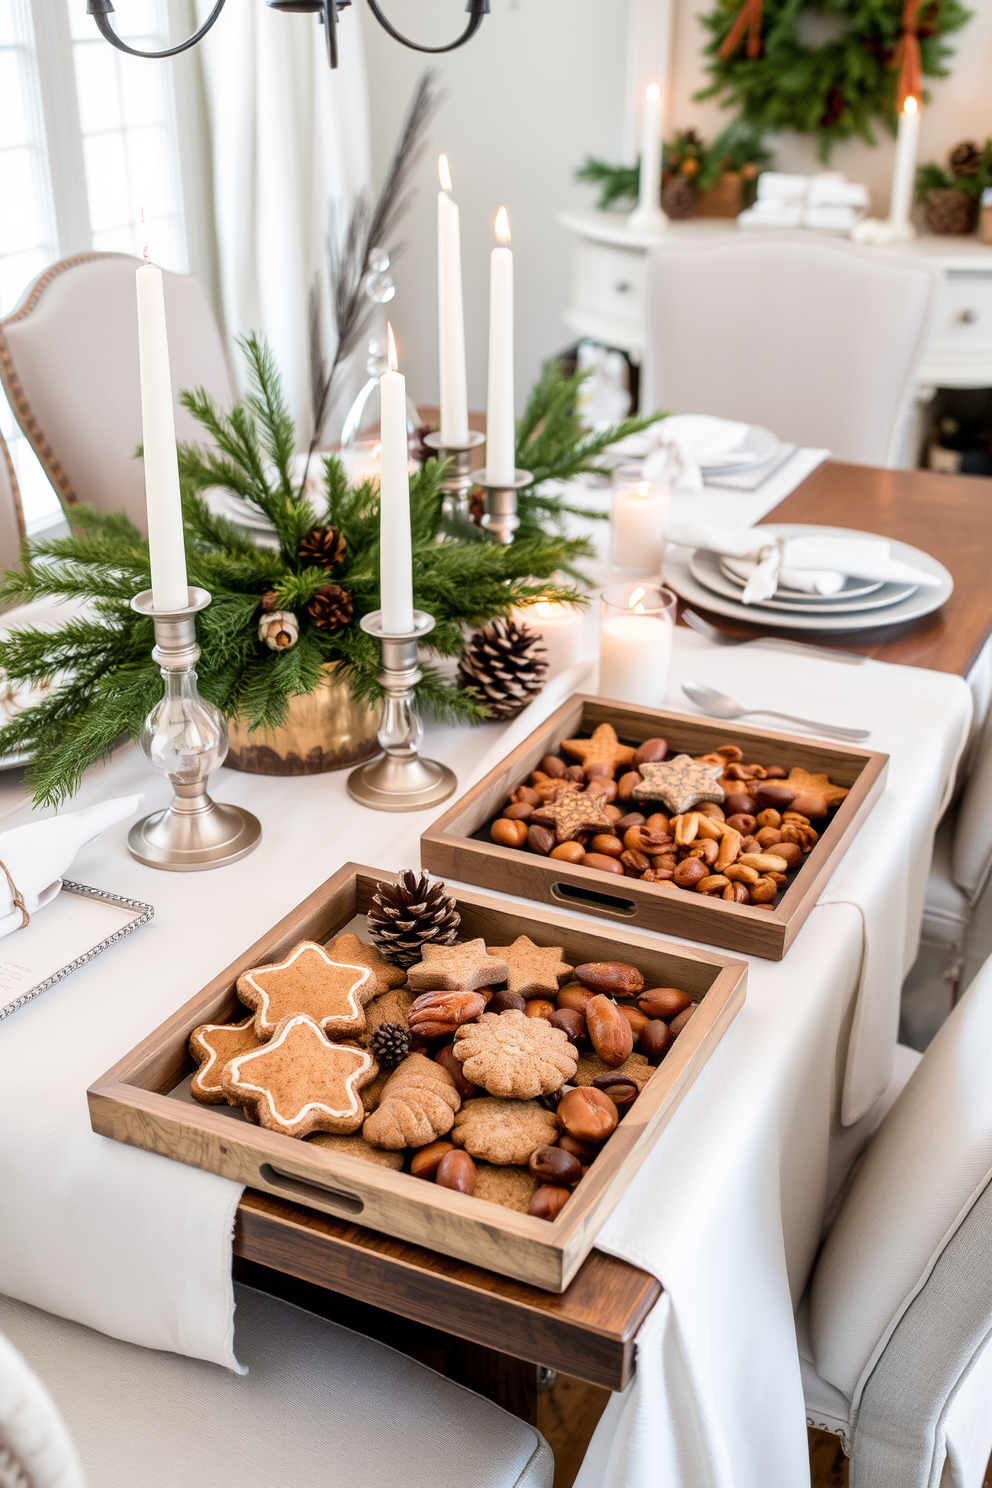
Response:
[0,1282,553,1488]
[0,431,26,577]
[799,952,992,1487]
[0,253,233,536]
[641,235,939,466]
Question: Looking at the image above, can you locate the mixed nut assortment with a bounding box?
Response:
[487,723,850,910]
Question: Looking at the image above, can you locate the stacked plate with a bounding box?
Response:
[664,523,954,633]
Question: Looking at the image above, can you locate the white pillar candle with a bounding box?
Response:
[437,155,469,448]
[135,260,188,612]
[379,324,414,634]
[629,83,665,232]
[888,94,920,232]
[486,207,516,486]
[612,478,670,573]
[599,584,675,708]
[512,597,585,680]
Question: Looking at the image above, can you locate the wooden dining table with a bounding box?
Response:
[232,459,992,1480]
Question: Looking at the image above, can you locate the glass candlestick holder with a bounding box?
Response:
[127,588,262,871]
[347,611,457,812]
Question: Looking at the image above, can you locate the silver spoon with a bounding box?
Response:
[682,681,870,742]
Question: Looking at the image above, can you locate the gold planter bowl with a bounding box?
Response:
[225,664,381,775]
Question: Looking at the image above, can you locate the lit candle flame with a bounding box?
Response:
[903,94,919,116]
[635,481,650,498]
[630,587,646,612]
[386,323,398,372]
[438,153,453,193]
[645,82,660,104]
[494,206,511,246]
[535,596,552,618]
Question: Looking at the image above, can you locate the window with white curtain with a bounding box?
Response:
[0,0,189,531]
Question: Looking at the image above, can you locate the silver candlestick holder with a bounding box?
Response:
[473,467,532,545]
[127,588,262,871]
[422,430,486,523]
[347,611,457,812]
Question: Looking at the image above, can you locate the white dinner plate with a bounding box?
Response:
[717,557,885,602]
[691,551,915,615]
[666,524,953,633]
[698,423,781,473]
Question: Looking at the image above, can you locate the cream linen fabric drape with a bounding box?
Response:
[193,1,371,437]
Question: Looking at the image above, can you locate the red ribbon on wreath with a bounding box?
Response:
[718,0,763,61]
[892,0,923,110]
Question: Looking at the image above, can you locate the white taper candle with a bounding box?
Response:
[135,260,189,612]
[629,83,665,231]
[437,155,469,447]
[486,206,516,486]
[379,324,414,634]
[888,95,921,232]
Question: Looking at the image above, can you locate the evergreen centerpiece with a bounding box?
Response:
[0,340,656,807]
[576,121,770,218]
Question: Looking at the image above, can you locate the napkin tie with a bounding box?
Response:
[0,856,30,929]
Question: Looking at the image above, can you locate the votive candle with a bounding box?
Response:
[599,583,676,708]
[611,465,670,573]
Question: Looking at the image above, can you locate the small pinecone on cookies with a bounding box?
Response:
[457,617,547,721]
[298,524,346,570]
[368,870,461,968]
[306,583,353,630]
[370,1022,411,1067]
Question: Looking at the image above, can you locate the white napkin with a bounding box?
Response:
[724,557,846,596]
[641,415,754,494]
[669,522,942,604]
[0,795,141,939]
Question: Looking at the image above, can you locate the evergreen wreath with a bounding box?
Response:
[0,338,658,808]
[696,0,972,158]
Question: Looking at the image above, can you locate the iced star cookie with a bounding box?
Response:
[238,940,375,1041]
[189,1016,263,1104]
[221,1014,376,1138]
[324,933,407,996]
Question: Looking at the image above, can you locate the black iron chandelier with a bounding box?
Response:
[85,0,490,70]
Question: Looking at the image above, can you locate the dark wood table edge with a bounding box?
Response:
[235,1191,661,1392]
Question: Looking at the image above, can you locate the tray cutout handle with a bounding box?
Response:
[259,1163,364,1215]
[550,882,637,918]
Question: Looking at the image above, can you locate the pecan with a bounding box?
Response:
[408,990,487,1037]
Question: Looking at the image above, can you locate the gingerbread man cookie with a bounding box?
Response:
[238,940,375,1041]
[221,1014,376,1138]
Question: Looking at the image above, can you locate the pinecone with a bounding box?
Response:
[950,140,982,178]
[298,525,346,570]
[306,583,353,630]
[259,589,279,612]
[367,870,461,968]
[457,617,547,721]
[924,188,978,236]
[370,1021,411,1067]
[662,178,696,220]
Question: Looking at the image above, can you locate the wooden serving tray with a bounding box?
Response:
[421,696,889,960]
[88,863,746,1292]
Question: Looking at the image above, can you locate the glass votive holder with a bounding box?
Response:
[611,464,671,575]
[510,594,585,680]
[598,582,677,708]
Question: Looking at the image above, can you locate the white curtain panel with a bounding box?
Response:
[194,0,371,438]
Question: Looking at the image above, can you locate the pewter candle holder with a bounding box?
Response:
[127,588,262,871]
[422,430,486,523]
[473,467,532,545]
[347,611,457,812]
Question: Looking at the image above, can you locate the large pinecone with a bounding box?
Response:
[368,870,461,969]
[950,140,982,178]
[457,617,547,721]
[306,583,353,630]
[299,525,346,569]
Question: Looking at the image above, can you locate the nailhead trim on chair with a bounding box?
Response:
[0,252,135,512]
[0,433,25,543]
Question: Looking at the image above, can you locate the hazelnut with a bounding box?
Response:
[558,1086,618,1142]
[501,801,533,821]
[589,833,624,858]
[526,824,555,856]
[724,791,757,817]
[540,754,566,777]
[750,876,778,903]
[491,818,528,848]
[549,1007,587,1046]
[755,808,782,830]
[410,1140,456,1179]
[489,988,528,1015]
[754,827,784,848]
[436,1150,477,1194]
[725,813,757,836]
[529,1144,582,1186]
[673,858,707,889]
[549,841,585,864]
[775,841,802,868]
[565,765,585,782]
[525,999,556,1021]
[529,1185,571,1220]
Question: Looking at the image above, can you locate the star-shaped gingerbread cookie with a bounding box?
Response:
[238,940,375,1041]
[530,792,615,843]
[560,723,636,778]
[324,933,406,996]
[485,935,574,999]
[222,1014,376,1138]
[406,938,509,993]
[786,767,849,807]
[189,1016,263,1104]
[632,756,725,814]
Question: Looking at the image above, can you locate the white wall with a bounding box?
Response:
[360,0,630,413]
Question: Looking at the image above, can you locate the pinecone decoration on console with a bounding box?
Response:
[306,583,353,630]
[299,525,346,570]
[661,178,696,221]
[457,617,547,721]
[370,1022,412,1067]
[950,140,982,178]
[368,870,461,968]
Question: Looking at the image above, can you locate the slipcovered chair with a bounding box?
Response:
[0,431,26,578]
[641,235,938,466]
[0,253,232,535]
[0,1283,553,1488]
[799,953,992,1487]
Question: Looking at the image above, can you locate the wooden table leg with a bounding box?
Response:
[445,1336,539,1423]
